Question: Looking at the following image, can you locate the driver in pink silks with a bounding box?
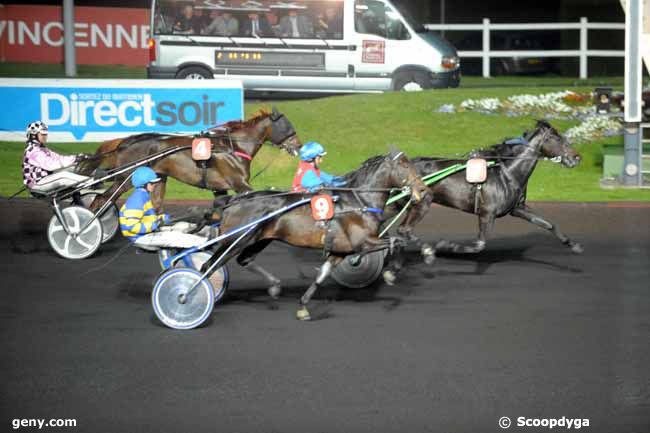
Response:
[22,121,89,194]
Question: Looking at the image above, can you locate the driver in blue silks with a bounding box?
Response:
[291,141,346,192]
[119,167,206,250]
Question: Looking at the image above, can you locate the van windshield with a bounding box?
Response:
[389,2,426,33]
[153,0,345,40]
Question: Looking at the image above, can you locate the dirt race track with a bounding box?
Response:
[0,199,649,433]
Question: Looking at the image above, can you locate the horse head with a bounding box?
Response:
[535,120,581,168]
[267,106,301,156]
[386,147,428,203]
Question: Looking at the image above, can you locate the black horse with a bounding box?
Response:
[202,150,428,320]
[383,120,582,283]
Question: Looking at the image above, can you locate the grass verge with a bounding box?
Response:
[1,84,647,201]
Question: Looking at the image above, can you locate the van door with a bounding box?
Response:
[350,0,413,91]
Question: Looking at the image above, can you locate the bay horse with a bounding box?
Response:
[384,120,582,282]
[202,149,428,321]
[78,107,301,212]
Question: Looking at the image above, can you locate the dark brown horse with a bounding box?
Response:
[383,120,582,283]
[79,107,301,212]
[202,150,428,321]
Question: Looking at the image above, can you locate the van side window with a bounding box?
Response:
[354,0,410,41]
[153,0,345,40]
[314,3,344,39]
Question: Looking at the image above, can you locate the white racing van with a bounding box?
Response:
[147,0,460,92]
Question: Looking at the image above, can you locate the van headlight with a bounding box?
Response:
[441,56,459,70]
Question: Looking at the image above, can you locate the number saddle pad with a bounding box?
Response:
[466,158,488,183]
[310,194,335,221]
[192,138,212,161]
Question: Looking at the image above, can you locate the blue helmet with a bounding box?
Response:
[132,167,161,188]
[299,141,326,161]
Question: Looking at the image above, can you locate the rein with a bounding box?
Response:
[233,151,252,161]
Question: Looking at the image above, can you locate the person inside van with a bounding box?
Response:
[265,11,278,27]
[173,4,202,35]
[192,6,211,30]
[204,11,239,36]
[278,8,314,38]
[316,6,343,39]
[243,11,271,37]
[358,7,384,37]
[153,3,173,34]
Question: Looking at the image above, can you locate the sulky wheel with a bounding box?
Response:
[330,250,385,289]
[47,206,103,260]
[157,250,229,303]
[158,248,176,270]
[79,192,119,243]
[152,268,214,330]
[185,252,229,303]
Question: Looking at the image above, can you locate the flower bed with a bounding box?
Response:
[442,91,623,144]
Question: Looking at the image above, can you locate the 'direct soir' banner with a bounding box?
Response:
[0,4,149,66]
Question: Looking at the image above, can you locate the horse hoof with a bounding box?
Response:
[571,243,584,254]
[296,307,311,321]
[435,240,450,251]
[382,270,396,286]
[421,245,435,265]
[268,284,282,299]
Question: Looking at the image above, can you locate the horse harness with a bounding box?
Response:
[193,129,256,190]
[192,115,297,190]
[312,186,404,257]
[467,134,538,214]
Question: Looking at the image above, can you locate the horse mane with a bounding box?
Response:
[474,121,553,158]
[116,132,176,149]
[218,108,271,130]
[114,108,274,150]
[341,155,387,186]
[215,189,289,209]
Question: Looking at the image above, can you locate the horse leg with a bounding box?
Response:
[150,176,167,213]
[395,197,435,265]
[199,231,258,294]
[236,239,282,299]
[342,235,409,287]
[89,176,131,212]
[296,256,341,321]
[510,205,583,254]
[436,213,494,254]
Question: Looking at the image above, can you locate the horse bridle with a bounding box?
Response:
[389,151,421,195]
[532,126,574,163]
[269,112,298,150]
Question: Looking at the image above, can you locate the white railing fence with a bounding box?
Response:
[424,18,625,79]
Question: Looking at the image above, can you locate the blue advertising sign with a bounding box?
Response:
[0,79,243,142]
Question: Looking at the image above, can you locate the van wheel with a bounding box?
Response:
[177,66,213,80]
[393,71,430,92]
